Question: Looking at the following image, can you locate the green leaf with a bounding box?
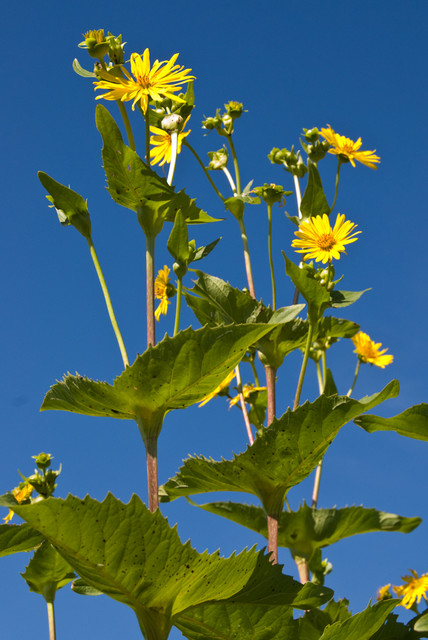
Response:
[371,613,418,639]
[330,289,370,308]
[414,611,428,633]
[160,382,399,514]
[284,254,331,325]
[167,210,190,262]
[191,237,221,263]
[72,578,103,596]
[316,317,359,341]
[11,494,332,640]
[38,171,92,239]
[21,541,76,602]
[300,161,329,219]
[319,600,398,640]
[355,404,428,441]
[0,523,44,557]
[41,324,275,439]
[258,319,309,369]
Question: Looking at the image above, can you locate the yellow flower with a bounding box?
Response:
[393,570,428,609]
[352,331,393,368]
[154,265,173,321]
[291,213,360,263]
[229,383,267,408]
[320,125,380,169]
[150,117,191,166]
[376,584,392,601]
[3,483,34,524]
[198,370,236,407]
[94,49,195,114]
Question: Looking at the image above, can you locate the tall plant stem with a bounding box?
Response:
[47,601,56,640]
[146,234,156,347]
[167,132,178,186]
[87,239,129,368]
[237,216,256,299]
[145,109,151,166]
[227,134,241,194]
[296,559,310,584]
[173,277,182,337]
[293,174,302,219]
[183,140,226,201]
[145,435,159,512]
[116,101,136,151]
[347,359,361,397]
[293,322,314,410]
[312,356,326,508]
[267,203,276,310]
[267,515,279,564]
[222,167,237,194]
[249,355,260,387]
[265,365,276,426]
[235,365,254,445]
[329,159,342,213]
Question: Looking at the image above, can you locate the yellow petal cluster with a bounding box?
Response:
[94,49,195,113]
[352,331,393,368]
[291,213,360,264]
[320,125,380,169]
[393,570,428,609]
[154,265,172,321]
[229,383,266,408]
[150,117,191,166]
[3,483,34,524]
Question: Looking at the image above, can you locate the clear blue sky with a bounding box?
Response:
[1,1,427,637]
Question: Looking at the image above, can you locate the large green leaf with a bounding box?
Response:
[0,523,44,557]
[190,502,420,558]
[284,255,331,325]
[7,494,332,640]
[330,289,370,308]
[96,105,217,236]
[160,382,398,514]
[38,171,92,240]
[355,404,428,441]
[319,600,398,640]
[41,324,274,438]
[300,161,329,219]
[21,541,76,602]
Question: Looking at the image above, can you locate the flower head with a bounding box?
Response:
[150,116,191,166]
[154,266,175,321]
[393,570,428,609]
[94,49,195,113]
[376,584,392,601]
[352,331,393,368]
[198,370,236,407]
[3,482,34,524]
[320,125,380,169]
[229,383,267,408]
[291,213,360,264]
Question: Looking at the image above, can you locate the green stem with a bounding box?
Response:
[293,322,314,410]
[145,108,151,166]
[222,167,237,194]
[267,203,276,310]
[47,601,56,640]
[167,132,178,186]
[315,360,324,394]
[116,101,136,151]
[312,353,326,509]
[183,140,225,201]
[146,234,156,347]
[249,354,260,387]
[227,134,241,194]
[235,365,254,444]
[87,239,129,368]
[265,365,276,426]
[293,174,302,219]
[145,435,159,512]
[237,216,256,299]
[329,159,342,213]
[267,515,279,564]
[173,276,182,337]
[347,359,361,397]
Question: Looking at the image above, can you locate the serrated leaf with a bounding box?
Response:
[0,523,44,557]
[355,404,428,441]
[38,171,92,239]
[319,600,398,640]
[300,161,329,219]
[160,382,398,514]
[330,289,370,308]
[284,254,331,325]
[21,541,76,602]
[41,324,274,438]
[11,494,332,640]
[72,58,96,77]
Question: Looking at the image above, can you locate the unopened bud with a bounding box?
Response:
[161,114,184,134]
[207,148,228,170]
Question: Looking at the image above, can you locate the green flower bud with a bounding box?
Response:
[303,127,320,143]
[253,183,291,206]
[268,148,288,165]
[161,114,184,134]
[224,101,244,119]
[105,32,125,65]
[202,110,223,131]
[32,452,53,471]
[207,147,229,170]
[222,113,233,134]
[172,261,187,279]
[79,29,110,60]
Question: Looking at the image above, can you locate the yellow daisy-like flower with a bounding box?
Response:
[393,570,428,609]
[154,265,172,321]
[376,584,392,601]
[352,331,393,368]
[3,483,34,524]
[94,49,195,114]
[320,125,380,169]
[291,213,360,264]
[150,117,191,166]
[198,370,236,407]
[229,383,267,408]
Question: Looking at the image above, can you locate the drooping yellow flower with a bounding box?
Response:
[393,570,428,609]
[94,49,195,113]
[3,483,34,524]
[376,584,392,601]
[320,125,380,169]
[291,213,360,263]
[154,266,172,321]
[229,383,267,408]
[352,331,393,368]
[150,117,191,166]
[198,370,236,407]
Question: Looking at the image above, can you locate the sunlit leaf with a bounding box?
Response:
[21,541,76,602]
[0,523,44,557]
[319,600,398,640]
[284,254,330,325]
[355,404,428,441]
[38,172,92,239]
[300,161,329,219]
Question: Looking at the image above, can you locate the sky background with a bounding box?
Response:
[1,1,427,637]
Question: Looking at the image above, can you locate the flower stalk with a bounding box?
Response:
[167,132,178,186]
[294,322,314,410]
[146,234,156,347]
[116,100,136,151]
[47,601,56,640]
[267,203,276,310]
[183,140,226,201]
[173,276,182,337]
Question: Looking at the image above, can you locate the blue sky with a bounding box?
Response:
[1,1,427,637]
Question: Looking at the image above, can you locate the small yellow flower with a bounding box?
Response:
[3,483,34,524]
[376,584,392,601]
[94,49,195,114]
[291,213,360,264]
[150,117,191,166]
[320,125,380,169]
[229,383,267,408]
[198,370,236,407]
[393,570,428,609]
[154,266,173,321]
[352,331,393,368]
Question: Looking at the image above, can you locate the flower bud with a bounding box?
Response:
[172,261,187,279]
[32,452,53,471]
[222,113,233,134]
[202,111,223,131]
[253,183,291,206]
[303,128,320,142]
[224,101,244,120]
[106,32,125,65]
[268,148,288,165]
[207,147,228,170]
[161,114,184,134]
[79,29,110,60]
